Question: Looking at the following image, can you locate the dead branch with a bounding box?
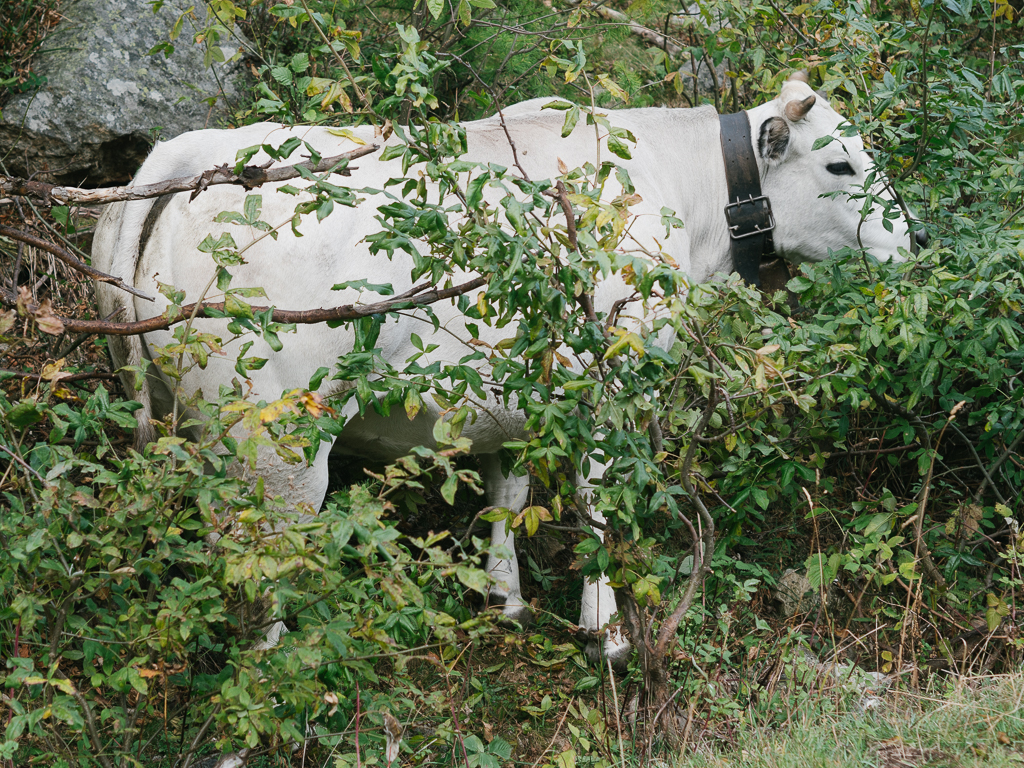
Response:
[0,225,156,301]
[0,276,488,337]
[0,368,119,383]
[546,180,604,331]
[654,385,717,659]
[876,396,948,588]
[565,0,683,57]
[0,144,379,207]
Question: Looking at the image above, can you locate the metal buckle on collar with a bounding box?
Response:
[724,194,776,241]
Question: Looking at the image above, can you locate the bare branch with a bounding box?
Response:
[0,368,119,383]
[0,144,379,207]
[0,225,156,301]
[654,385,718,659]
[876,396,948,587]
[0,276,487,336]
[51,668,116,768]
[565,0,683,56]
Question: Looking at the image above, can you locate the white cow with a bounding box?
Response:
[93,74,913,664]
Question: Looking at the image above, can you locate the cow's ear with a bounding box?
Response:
[758,117,790,163]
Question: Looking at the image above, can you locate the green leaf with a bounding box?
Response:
[575,537,601,554]
[561,104,580,138]
[606,132,632,159]
[456,565,489,595]
[862,513,891,537]
[520,506,552,536]
[7,401,44,428]
[440,473,459,504]
[308,367,330,389]
[224,293,254,319]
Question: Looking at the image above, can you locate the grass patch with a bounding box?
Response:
[679,674,1024,768]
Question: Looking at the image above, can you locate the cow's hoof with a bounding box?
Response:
[488,590,533,627]
[584,633,631,671]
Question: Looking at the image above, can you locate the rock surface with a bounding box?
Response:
[775,568,818,617]
[0,0,248,186]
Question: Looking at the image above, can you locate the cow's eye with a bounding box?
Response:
[826,161,855,176]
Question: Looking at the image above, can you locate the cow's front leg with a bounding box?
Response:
[480,453,532,625]
[580,508,631,667]
[578,465,631,668]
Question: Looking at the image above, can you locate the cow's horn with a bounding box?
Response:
[788,70,810,83]
[785,94,816,121]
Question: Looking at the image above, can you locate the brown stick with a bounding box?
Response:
[0,144,379,206]
[0,276,487,336]
[876,396,948,588]
[654,385,718,658]
[0,368,118,383]
[547,180,605,331]
[0,225,156,301]
[563,0,683,56]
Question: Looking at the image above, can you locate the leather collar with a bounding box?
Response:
[719,111,776,287]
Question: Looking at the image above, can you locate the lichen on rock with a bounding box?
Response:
[0,0,248,185]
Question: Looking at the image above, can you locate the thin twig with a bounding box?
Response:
[51,669,116,768]
[762,0,815,47]
[899,0,940,181]
[654,385,718,658]
[527,697,575,768]
[297,0,378,128]
[607,654,626,768]
[0,442,50,491]
[876,396,948,587]
[974,428,1024,503]
[179,711,216,768]
[947,422,1009,505]
[0,368,118,383]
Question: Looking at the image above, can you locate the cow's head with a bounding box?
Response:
[748,73,922,263]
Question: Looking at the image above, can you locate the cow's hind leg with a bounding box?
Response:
[247,441,335,650]
[578,466,631,668]
[479,453,532,625]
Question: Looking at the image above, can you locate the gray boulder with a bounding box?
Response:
[775,568,818,617]
[0,0,248,185]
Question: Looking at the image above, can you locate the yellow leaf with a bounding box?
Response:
[595,205,616,229]
[260,398,296,423]
[404,389,421,421]
[41,358,68,381]
[299,391,333,418]
[325,127,368,145]
[603,333,629,360]
[597,73,629,103]
[626,332,645,356]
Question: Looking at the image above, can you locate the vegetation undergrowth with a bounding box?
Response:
[0,0,63,111]
[0,0,1023,764]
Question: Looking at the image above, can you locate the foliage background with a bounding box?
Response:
[1,0,1024,765]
